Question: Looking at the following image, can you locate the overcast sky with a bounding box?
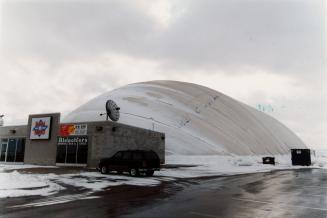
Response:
[0,0,326,149]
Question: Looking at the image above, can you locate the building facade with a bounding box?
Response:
[0,113,165,168]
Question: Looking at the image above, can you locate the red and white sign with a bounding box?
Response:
[30,117,52,140]
[60,124,87,136]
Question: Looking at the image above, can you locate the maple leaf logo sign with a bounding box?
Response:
[33,120,48,137]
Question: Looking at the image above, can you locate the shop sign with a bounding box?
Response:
[60,124,87,136]
[57,136,88,146]
[30,117,52,140]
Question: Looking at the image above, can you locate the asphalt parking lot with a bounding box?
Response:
[1,168,327,218]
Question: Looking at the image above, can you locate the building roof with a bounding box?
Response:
[64,80,306,155]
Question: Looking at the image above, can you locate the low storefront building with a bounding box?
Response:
[0,113,165,168]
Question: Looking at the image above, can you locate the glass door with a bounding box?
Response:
[0,138,25,163]
[0,142,7,162]
[56,144,66,163]
[15,138,25,162]
[77,144,88,164]
[6,139,17,162]
[66,144,78,164]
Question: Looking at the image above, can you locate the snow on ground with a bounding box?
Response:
[0,171,62,198]
[0,164,57,173]
[0,170,161,199]
[51,172,161,191]
[159,152,327,178]
[1,151,326,199]
[314,149,327,168]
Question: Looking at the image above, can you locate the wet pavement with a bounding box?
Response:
[1,168,327,218]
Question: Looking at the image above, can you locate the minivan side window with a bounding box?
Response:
[133,152,143,161]
[122,151,131,160]
[113,152,122,159]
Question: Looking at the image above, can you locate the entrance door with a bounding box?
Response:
[0,142,7,162]
[15,138,25,162]
[77,144,88,164]
[56,144,66,163]
[7,139,18,162]
[66,144,78,164]
[0,138,25,163]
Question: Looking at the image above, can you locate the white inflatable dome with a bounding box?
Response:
[64,80,306,155]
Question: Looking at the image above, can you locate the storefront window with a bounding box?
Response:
[56,136,88,165]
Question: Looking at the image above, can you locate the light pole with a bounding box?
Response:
[0,114,4,126]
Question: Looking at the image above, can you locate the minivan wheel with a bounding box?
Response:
[129,168,139,177]
[100,165,108,174]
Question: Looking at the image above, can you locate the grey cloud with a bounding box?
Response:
[157,0,326,74]
[2,0,325,75]
[2,0,157,62]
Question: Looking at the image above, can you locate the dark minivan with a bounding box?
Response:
[98,150,160,176]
